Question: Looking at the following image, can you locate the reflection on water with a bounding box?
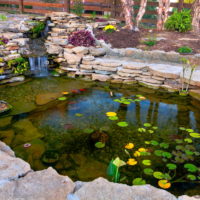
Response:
[0,77,200,196]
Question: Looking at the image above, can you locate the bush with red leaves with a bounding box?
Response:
[68,30,95,47]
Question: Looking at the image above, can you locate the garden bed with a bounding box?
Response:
[95,27,200,54]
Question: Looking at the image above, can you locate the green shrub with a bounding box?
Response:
[72,0,84,17]
[164,9,192,32]
[178,46,193,54]
[8,57,29,74]
[30,22,45,39]
[144,40,157,46]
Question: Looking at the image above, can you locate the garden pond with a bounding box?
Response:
[0,77,200,196]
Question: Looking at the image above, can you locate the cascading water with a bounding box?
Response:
[29,56,49,77]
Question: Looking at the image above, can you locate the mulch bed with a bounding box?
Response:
[95,27,200,54]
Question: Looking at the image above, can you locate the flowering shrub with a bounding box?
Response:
[103,25,117,33]
[0,37,9,45]
[68,30,95,47]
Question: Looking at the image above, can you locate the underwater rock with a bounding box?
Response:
[0,129,14,145]
[13,119,43,145]
[0,116,12,128]
[35,92,62,105]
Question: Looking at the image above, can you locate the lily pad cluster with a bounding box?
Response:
[114,95,146,105]
[106,123,200,190]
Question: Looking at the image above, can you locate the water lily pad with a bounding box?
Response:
[117,122,128,127]
[148,130,154,134]
[83,128,94,134]
[138,128,146,132]
[150,140,159,146]
[185,150,194,156]
[162,152,172,159]
[184,138,193,143]
[187,174,196,181]
[166,163,177,170]
[144,168,154,175]
[184,163,198,172]
[190,133,200,138]
[132,178,146,185]
[144,123,151,127]
[109,116,119,121]
[175,139,183,144]
[153,172,164,179]
[95,142,105,149]
[154,150,164,156]
[179,127,186,131]
[160,143,169,149]
[58,97,67,101]
[142,160,151,166]
[186,129,194,133]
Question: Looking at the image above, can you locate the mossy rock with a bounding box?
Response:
[189,90,200,101]
[0,116,12,128]
[0,129,15,145]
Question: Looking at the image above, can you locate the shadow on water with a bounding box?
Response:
[0,77,200,196]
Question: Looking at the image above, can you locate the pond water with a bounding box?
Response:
[0,77,200,196]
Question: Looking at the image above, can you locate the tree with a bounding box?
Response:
[192,0,200,32]
[136,0,148,29]
[157,0,171,30]
[120,0,135,30]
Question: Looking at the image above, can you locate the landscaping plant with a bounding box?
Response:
[68,30,95,47]
[29,21,45,38]
[103,25,117,33]
[72,0,84,17]
[0,37,9,45]
[177,46,193,54]
[164,9,192,32]
[7,57,29,74]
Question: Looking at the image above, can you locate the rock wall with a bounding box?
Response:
[45,12,200,94]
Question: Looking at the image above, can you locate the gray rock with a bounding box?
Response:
[72,47,89,55]
[0,141,15,157]
[47,45,63,54]
[89,48,106,57]
[92,74,110,82]
[0,76,25,84]
[75,177,177,200]
[178,196,200,200]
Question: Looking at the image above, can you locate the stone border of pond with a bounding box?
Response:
[0,140,197,200]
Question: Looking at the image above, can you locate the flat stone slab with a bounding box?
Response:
[184,69,200,87]
[148,64,182,79]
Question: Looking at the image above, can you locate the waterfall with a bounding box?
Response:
[29,56,49,77]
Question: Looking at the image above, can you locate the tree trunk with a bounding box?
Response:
[192,0,200,33]
[157,0,171,30]
[120,0,135,30]
[136,0,148,28]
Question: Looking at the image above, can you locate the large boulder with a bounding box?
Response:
[74,177,177,200]
[64,52,82,65]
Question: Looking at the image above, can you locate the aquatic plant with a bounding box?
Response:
[7,57,29,74]
[68,30,95,47]
[106,119,200,190]
[180,58,197,95]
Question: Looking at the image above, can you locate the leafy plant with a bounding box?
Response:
[68,30,95,47]
[103,13,111,20]
[0,37,9,46]
[7,57,29,74]
[91,11,97,20]
[103,25,117,33]
[0,14,7,21]
[164,9,192,32]
[29,21,45,38]
[177,46,193,54]
[72,0,84,17]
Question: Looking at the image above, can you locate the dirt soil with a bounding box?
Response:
[95,28,200,54]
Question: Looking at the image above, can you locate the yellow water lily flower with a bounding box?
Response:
[134,151,141,157]
[127,158,137,166]
[125,143,134,149]
[62,91,69,95]
[138,148,147,152]
[139,96,146,100]
[106,112,117,117]
[158,180,171,189]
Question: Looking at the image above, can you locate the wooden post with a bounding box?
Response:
[19,0,24,13]
[64,0,70,12]
[178,0,184,11]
